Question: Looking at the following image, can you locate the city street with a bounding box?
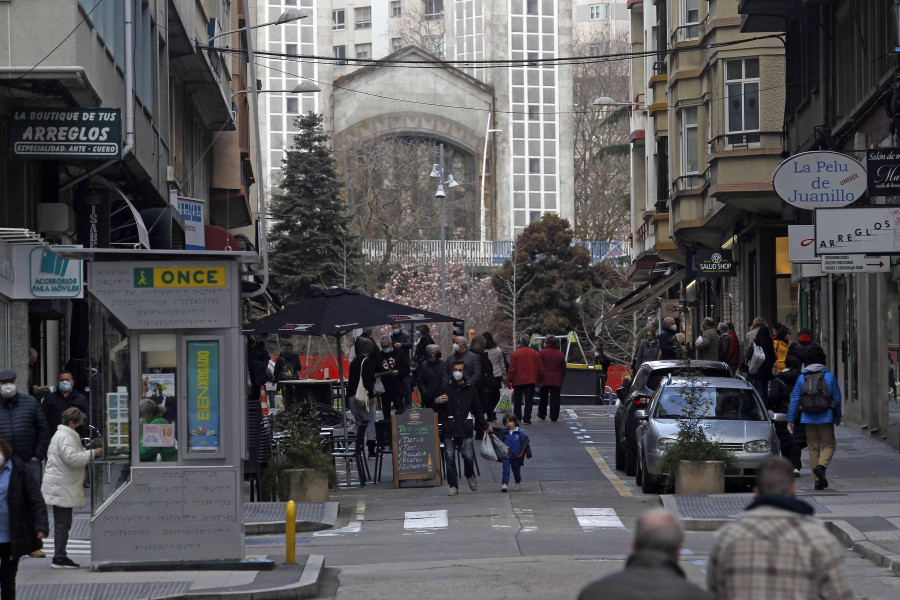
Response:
[300,405,900,599]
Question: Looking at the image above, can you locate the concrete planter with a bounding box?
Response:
[284,468,330,503]
[675,460,725,494]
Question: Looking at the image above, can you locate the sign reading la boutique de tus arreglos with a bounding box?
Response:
[696,249,736,277]
[866,147,900,196]
[9,108,122,160]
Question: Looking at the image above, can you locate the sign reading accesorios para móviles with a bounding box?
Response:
[9,108,122,160]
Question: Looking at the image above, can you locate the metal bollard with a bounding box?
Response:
[285,500,296,564]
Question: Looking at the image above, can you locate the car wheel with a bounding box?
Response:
[625,441,637,476]
[614,425,626,471]
[641,454,662,494]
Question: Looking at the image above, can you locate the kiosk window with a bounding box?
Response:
[139,334,177,462]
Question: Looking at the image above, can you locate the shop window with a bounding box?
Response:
[139,334,177,463]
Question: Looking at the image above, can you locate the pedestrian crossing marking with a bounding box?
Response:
[513,507,537,533]
[574,508,625,529]
[404,510,448,531]
[586,446,633,498]
[490,507,514,529]
[314,498,366,537]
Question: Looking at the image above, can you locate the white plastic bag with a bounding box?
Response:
[479,431,499,462]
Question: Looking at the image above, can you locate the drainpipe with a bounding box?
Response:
[242,0,269,299]
[60,0,134,192]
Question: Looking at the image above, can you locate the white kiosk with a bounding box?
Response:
[54,248,258,569]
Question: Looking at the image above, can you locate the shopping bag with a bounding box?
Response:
[479,431,501,462]
[494,389,512,414]
[489,433,509,461]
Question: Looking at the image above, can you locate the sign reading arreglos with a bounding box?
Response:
[866,147,900,196]
[772,151,867,208]
[696,249,736,277]
[815,206,900,255]
[9,108,122,160]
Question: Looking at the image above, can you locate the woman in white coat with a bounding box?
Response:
[40,407,101,569]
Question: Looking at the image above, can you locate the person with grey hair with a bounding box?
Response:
[578,509,713,600]
[694,316,721,361]
[374,334,409,418]
[708,457,851,599]
[415,344,445,409]
[507,335,543,424]
[658,317,679,360]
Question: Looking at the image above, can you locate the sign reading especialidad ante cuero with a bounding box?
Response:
[9,108,122,160]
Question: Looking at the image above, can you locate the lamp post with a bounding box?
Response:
[430,143,459,316]
[480,128,501,242]
[208,8,310,46]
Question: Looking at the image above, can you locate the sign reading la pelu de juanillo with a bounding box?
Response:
[772,151,866,208]
[696,249,736,277]
[9,108,122,160]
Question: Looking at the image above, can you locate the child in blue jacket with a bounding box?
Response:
[493,413,529,492]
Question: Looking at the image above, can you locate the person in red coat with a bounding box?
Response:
[538,336,567,422]
[507,334,544,424]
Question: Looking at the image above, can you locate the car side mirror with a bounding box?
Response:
[634,409,648,420]
[769,411,787,422]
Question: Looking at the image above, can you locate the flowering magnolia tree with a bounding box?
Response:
[376,261,496,349]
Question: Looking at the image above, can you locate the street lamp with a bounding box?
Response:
[208,9,310,46]
[430,143,460,317]
[231,82,321,100]
[593,96,646,109]
[480,128,501,242]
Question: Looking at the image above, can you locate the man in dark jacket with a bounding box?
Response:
[390,325,413,409]
[375,336,410,418]
[416,345,445,409]
[246,335,271,397]
[40,370,89,434]
[444,336,482,389]
[786,327,823,368]
[436,360,487,496]
[657,317,679,360]
[767,355,805,473]
[273,344,302,405]
[0,369,50,485]
[0,435,48,596]
[578,509,713,600]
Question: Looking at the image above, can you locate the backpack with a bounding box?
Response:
[748,342,766,375]
[799,371,833,414]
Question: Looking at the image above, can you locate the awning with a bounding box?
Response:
[595,268,685,334]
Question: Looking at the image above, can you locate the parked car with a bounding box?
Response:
[614,360,731,476]
[634,376,782,493]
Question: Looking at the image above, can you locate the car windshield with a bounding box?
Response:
[645,367,730,392]
[653,387,766,421]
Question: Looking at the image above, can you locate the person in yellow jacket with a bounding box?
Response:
[773,326,791,374]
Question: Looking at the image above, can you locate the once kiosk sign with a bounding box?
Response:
[9,108,122,160]
[814,206,900,255]
[696,250,736,277]
[772,151,866,208]
[133,267,226,288]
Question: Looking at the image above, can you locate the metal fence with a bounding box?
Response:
[361,239,632,268]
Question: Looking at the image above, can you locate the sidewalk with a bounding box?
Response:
[18,501,338,600]
[661,424,900,574]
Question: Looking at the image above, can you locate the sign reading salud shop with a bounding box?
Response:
[866,147,900,196]
[9,108,122,160]
[696,249,736,277]
[772,151,866,208]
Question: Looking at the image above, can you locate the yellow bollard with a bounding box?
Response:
[285,500,296,564]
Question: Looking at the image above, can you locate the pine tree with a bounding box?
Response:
[268,113,358,303]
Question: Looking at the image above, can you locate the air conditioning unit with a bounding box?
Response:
[166,165,176,183]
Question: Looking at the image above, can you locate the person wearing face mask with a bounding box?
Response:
[40,370,89,435]
[390,325,414,409]
[435,361,486,496]
[374,335,410,419]
[0,434,49,595]
[0,370,50,488]
[657,317,680,360]
[413,324,435,365]
[632,330,660,371]
[416,345,446,409]
[444,336,483,392]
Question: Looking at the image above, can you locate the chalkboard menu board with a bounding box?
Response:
[392,408,442,488]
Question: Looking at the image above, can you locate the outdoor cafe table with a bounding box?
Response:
[279,379,340,408]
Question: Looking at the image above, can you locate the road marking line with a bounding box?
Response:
[574,508,625,529]
[513,507,537,532]
[404,510,448,530]
[586,446,633,497]
[491,507,514,529]
[314,521,361,536]
[566,409,578,419]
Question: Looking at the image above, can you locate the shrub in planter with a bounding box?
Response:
[261,405,337,501]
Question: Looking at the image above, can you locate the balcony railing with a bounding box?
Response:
[361,239,632,268]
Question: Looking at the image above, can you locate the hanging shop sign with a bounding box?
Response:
[772,151,866,209]
[175,196,206,250]
[696,249,736,277]
[788,225,817,263]
[75,188,111,248]
[866,147,900,196]
[10,245,83,299]
[9,108,122,160]
[814,206,900,255]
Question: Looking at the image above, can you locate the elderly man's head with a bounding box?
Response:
[633,509,684,560]
[662,317,676,330]
[754,457,797,498]
[380,335,393,351]
[454,336,468,351]
[425,344,441,360]
[703,316,717,329]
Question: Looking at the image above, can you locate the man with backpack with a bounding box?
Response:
[787,346,841,490]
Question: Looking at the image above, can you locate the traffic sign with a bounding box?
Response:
[820,255,890,273]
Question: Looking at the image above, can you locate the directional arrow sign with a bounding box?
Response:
[821,255,890,273]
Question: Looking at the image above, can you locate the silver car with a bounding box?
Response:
[634,376,782,493]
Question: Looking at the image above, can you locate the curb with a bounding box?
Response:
[245,503,340,535]
[826,521,900,577]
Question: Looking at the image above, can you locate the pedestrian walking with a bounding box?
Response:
[745,325,775,404]
[725,323,741,373]
[578,509,713,600]
[707,457,852,599]
[40,407,101,569]
[412,324,435,366]
[483,332,507,419]
[632,330,660,371]
[693,317,720,361]
[444,336,483,392]
[246,335,270,401]
[786,327,822,368]
[415,345,445,410]
[347,337,377,483]
[390,325,413,409]
[435,360,486,496]
[657,317,679,359]
[772,326,790,374]
[40,370,89,436]
[489,413,530,492]
[788,346,841,490]
[744,316,768,356]
[470,335,498,428]
[767,355,805,474]
[375,335,410,418]
[507,335,543,424]
[0,435,48,597]
[537,336,566,422]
